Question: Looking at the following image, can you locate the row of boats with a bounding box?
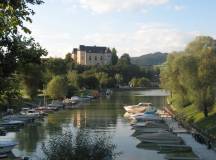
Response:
[123,102,199,160]
[0,95,97,157]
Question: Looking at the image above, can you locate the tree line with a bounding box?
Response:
[161,36,216,118]
[0,1,159,109]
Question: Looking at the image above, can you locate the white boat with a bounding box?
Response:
[134,113,162,122]
[20,108,40,117]
[123,102,154,113]
[48,100,64,109]
[0,141,17,154]
[71,96,81,103]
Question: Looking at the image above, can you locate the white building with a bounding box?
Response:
[72,45,112,66]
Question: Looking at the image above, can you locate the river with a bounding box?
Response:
[3,89,169,159]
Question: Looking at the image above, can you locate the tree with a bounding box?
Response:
[46,76,68,99]
[129,78,139,88]
[95,72,109,88]
[67,71,80,89]
[138,77,151,87]
[65,53,75,71]
[114,74,123,86]
[19,63,43,99]
[111,48,118,65]
[0,0,46,107]
[118,53,131,65]
[161,36,216,117]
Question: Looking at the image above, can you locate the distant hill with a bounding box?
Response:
[131,52,168,66]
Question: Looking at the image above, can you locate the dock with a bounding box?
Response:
[159,108,216,160]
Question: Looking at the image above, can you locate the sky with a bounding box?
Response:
[28,0,216,57]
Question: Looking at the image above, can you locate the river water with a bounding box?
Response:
[3,89,169,159]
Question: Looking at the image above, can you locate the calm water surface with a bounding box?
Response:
[3,89,169,160]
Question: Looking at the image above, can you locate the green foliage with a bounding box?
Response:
[46,76,68,99]
[114,74,123,86]
[67,71,80,89]
[129,77,150,88]
[19,63,43,99]
[118,53,131,65]
[0,76,21,109]
[161,36,216,117]
[0,0,44,36]
[111,48,118,65]
[41,130,119,160]
[0,0,46,107]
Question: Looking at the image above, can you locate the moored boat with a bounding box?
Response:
[124,102,152,113]
[0,141,17,154]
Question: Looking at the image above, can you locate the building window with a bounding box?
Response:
[95,56,97,61]
[89,56,91,60]
[100,56,103,60]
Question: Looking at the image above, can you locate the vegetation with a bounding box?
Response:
[46,76,68,99]
[0,0,47,109]
[161,36,216,134]
[131,52,168,66]
[42,130,120,160]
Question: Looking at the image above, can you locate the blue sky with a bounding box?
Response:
[28,0,216,57]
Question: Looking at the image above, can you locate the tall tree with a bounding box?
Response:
[118,53,131,65]
[161,36,216,117]
[46,76,68,99]
[111,48,118,65]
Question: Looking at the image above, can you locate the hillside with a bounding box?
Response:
[131,52,168,66]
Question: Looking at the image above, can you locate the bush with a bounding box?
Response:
[41,130,120,160]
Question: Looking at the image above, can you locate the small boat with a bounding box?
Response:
[158,144,192,153]
[20,108,41,117]
[71,96,81,103]
[132,121,169,130]
[135,132,182,141]
[0,127,7,136]
[0,120,25,128]
[132,128,168,136]
[141,139,183,144]
[48,100,64,109]
[2,115,35,123]
[124,102,152,113]
[134,113,162,122]
[0,141,17,154]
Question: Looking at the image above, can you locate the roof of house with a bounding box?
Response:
[79,45,111,54]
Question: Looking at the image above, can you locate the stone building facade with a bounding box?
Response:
[72,45,112,65]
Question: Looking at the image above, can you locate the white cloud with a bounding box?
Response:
[80,24,198,56]
[79,0,170,13]
[173,5,185,11]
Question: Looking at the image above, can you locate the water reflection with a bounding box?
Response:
[10,89,168,159]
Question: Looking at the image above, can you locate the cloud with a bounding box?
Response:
[79,0,170,13]
[173,5,185,11]
[80,24,198,56]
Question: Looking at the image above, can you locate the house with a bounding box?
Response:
[72,45,112,65]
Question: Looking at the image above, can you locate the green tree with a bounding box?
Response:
[46,76,68,99]
[95,72,109,88]
[111,48,118,65]
[67,71,80,89]
[0,0,45,107]
[161,36,216,117]
[19,63,43,99]
[118,53,131,65]
[114,74,123,86]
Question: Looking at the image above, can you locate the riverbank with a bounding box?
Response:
[165,97,216,149]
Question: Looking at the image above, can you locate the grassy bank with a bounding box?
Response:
[168,96,216,136]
